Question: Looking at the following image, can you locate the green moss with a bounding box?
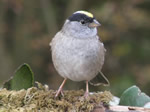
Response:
[0,82,113,111]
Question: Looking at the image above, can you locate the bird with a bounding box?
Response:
[50,10,106,98]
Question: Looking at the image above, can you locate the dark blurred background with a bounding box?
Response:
[0,0,150,97]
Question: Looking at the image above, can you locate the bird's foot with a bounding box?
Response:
[55,78,67,98]
[84,91,89,99]
[55,89,64,98]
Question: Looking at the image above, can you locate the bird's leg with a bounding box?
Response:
[55,78,67,98]
[84,80,89,98]
[60,90,64,97]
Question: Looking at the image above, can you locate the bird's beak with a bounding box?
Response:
[89,19,101,28]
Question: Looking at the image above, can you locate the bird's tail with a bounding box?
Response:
[89,71,110,86]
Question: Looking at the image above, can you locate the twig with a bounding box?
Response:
[93,105,150,112]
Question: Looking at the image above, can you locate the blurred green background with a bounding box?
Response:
[0,0,150,97]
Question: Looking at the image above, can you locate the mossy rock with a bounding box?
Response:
[0,82,113,112]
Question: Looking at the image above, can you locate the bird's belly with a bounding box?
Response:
[55,51,100,81]
[66,55,100,81]
[52,38,104,81]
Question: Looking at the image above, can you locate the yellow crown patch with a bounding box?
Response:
[74,11,94,18]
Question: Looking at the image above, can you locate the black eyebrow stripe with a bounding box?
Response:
[68,13,94,23]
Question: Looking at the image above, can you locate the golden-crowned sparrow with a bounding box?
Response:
[50,11,106,98]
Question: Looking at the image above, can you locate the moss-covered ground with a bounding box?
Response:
[0,82,112,112]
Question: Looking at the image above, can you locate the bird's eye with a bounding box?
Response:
[80,20,85,24]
